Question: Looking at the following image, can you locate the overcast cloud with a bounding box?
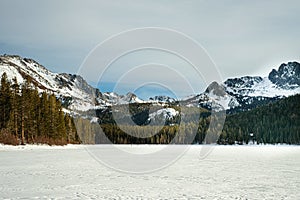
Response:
[0,0,299,98]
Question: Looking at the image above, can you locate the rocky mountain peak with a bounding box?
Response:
[205,81,227,97]
[149,95,176,103]
[124,92,138,102]
[268,61,300,89]
[224,76,263,89]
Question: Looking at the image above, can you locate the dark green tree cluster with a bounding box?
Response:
[0,73,80,145]
[99,124,179,144]
[219,94,300,145]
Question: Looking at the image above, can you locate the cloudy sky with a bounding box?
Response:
[0,0,299,99]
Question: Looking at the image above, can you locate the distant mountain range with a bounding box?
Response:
[1,54,299,116]
[182,61,300,113]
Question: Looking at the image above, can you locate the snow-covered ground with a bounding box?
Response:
[0,145,299,199]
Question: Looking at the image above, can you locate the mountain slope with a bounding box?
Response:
[184,61,300,112]
[0,55,100,111]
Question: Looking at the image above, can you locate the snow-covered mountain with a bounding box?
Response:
[98,92,144,106]
[183,61,300,112]
[0,55,102,111]
[0,55,144,112]
[1,54,299,114]
[182,81,239,111]
[148,95,177,104]
[268,62,300,89]
[147,107,179,125]
[148,108,179,120]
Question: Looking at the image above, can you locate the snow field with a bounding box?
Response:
[0,145,299,199]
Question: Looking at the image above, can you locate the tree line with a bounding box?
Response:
[220,94,300,145]
[0,73,80,145]
[94,95,300,145]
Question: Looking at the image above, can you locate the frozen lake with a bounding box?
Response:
[0,145,299,199]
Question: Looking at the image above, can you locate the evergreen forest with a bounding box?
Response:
[0,73,80,145]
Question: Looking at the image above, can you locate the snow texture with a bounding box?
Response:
[148,108,179,119]
[0,145,299,199]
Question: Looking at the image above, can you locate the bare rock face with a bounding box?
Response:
[205,81,227,97]
[268,62,300,89]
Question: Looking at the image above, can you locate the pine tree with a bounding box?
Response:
[20,78,32,144]
[48,94,59,139]
[28,86,39,143]
[39,92,50,140]
[8,77,20,138]
[56,100,66,143]
[0,72,11,129]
